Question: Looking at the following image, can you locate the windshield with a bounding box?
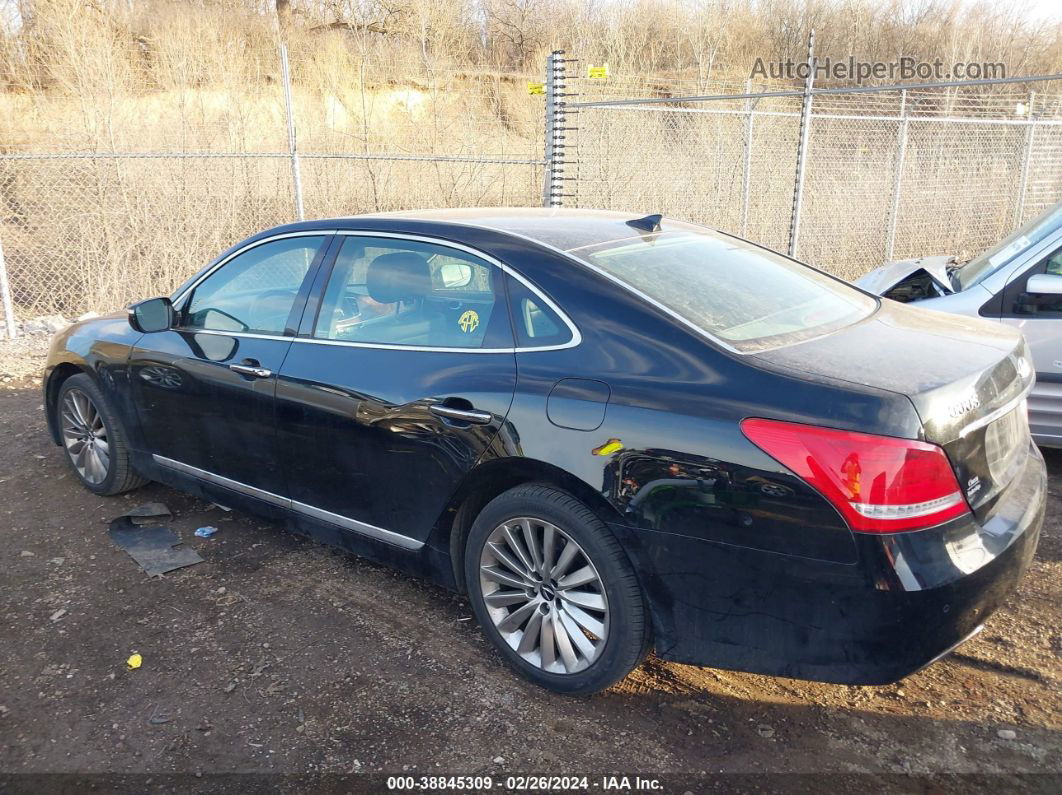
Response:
[957,201,1062,290]
[571,229,876,353]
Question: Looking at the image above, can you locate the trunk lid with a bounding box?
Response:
[752,301,1034,516]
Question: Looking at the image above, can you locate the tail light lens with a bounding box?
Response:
[741,418,970,534]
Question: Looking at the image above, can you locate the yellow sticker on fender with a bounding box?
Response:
[459,310,480,333]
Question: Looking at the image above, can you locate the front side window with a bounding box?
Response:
[184,236,326,334]
[957,201,1062,290]
[570,228,875,353]
[314,236,507,349]
[1003,245,1062,316]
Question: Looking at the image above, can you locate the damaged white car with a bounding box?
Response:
[858,201,1062,447]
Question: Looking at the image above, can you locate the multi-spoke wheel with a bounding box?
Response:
[466,484,650,694]
[61,388,111,485]
[480,517,610,674]
[55,373,146,496]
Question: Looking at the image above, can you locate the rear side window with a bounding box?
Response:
[313,236,510,349]
[571,230,875,353]
[507,276,572,348]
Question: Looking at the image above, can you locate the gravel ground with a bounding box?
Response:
[0,355,1059,791]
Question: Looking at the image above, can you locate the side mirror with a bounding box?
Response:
[1025,273,1062,296]
[128,297,174,333]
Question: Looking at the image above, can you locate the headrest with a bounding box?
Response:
[366,252,431,303]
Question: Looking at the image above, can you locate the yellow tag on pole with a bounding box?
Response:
[588,64,609,79]
[527,81,545,95]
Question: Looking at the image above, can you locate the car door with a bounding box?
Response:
[273,232,517,548]
[997,240,1062,443]
[129,232,333,496]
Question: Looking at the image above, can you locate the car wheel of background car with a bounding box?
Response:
[465,483,651,695]
[57,373,147,496]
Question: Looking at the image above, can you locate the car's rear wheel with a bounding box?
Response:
[57,373,146,496]
[465,484,650,694]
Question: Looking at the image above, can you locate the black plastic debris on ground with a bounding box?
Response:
[108,502,203,577]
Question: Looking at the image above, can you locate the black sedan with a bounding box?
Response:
[44,209,1045,695]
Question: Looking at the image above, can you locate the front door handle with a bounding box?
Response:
[229,363,272,378]
[429,404,493,425]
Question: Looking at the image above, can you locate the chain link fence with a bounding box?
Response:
[565,71,1062,280]
[2,45,1062,338]
[0,46,545,336]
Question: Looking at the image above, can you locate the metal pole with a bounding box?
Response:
[541,51,568,208]
[788,30,815,258]
[1014,91,1036,227]
[0,233,16,339]
[885,90,909,262]
[741,78,754,238]
[280,43,305,221]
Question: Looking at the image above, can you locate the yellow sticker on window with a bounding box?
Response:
[527,81,545,95]
[459,310,480,333]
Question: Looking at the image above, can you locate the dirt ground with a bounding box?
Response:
[0,356,1059,791]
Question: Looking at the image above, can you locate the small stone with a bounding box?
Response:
[50,558,65,566]
[216,587,226,595]
[493,756,504,764]
[224,681,237,693]
[757,724,774,738]
[20,551,34,557]
[49,609,67,622]
[997,729,1017,740]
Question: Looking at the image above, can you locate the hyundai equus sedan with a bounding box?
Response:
[45,209,1045,694]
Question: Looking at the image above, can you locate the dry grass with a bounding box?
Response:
[0,0,1060,321]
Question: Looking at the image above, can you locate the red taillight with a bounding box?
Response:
[740,418,970,534]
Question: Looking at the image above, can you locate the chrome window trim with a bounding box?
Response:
[168,227,582,354]
[152,454,424,550]
[322,230,581,353]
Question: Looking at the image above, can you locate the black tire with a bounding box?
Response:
[465,483,650,695]
[56,373,147,496]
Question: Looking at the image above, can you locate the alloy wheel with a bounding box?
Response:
[61,388,111,485]
[478,517,610,674]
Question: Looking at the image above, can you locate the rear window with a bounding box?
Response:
[570,230,876,353]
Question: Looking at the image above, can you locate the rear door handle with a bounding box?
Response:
[229,363,272,378]
[429,404,493,424]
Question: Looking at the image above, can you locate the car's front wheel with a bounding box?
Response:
[465,484,650,695]
[57,373,146,496]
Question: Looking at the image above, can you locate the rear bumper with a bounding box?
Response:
[610,443,1046,685]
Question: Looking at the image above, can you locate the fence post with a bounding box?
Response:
[542,50,568,208]
[1014,91,1036,227]
[788,30,815,258]
[885,89,909,262]
[0,232,15,339]
[741,78,754,238]
[280,42,305,221]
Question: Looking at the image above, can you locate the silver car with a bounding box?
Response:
[858,201,1062,446]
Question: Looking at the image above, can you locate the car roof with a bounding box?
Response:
[332,208,703,253]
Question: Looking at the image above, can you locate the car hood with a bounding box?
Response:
[855,254,957,296]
